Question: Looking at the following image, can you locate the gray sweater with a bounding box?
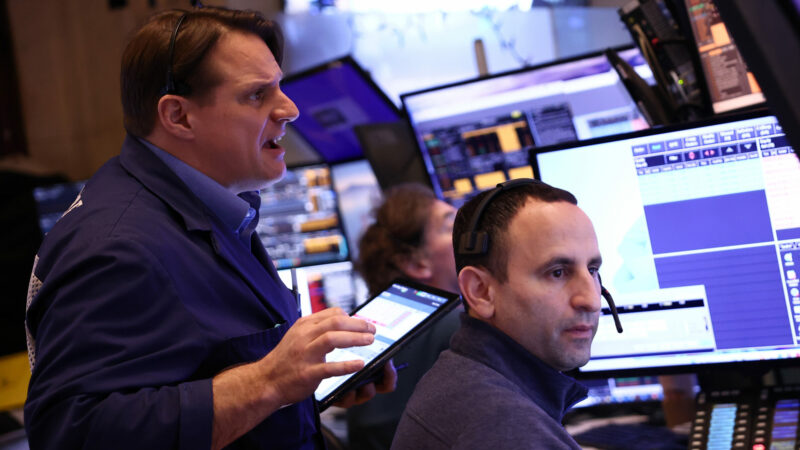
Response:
[391,314,587,450]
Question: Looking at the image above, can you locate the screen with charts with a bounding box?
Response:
[281,56,401,163]
[277,261,366,316]
[573,376,665,409]
[32,181,87,235]
[256,164,349,269]
[684,0,765,114]
[402,47,653,208]
[314,282,456,403]
[531,111,800,375]
[330,159,383,262]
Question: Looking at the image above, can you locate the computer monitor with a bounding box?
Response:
[402,46,652,208]
[32,180,87,235]
[530,110,800,376]
[281,56,402,164]
[329,159,382,262]
[573,376,665,409]
[354,121,433,191]
[682,0,766,114]
[715,0,800,158]
[256,163,349,269]
[277,261,365,316]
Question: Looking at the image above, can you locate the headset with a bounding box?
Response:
[161,0,204,97]
[456,178,623,333]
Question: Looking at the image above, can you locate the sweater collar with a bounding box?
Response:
[450,314,588,422]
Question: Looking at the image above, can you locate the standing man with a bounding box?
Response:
[347,183,461,450]
[24,7,393,450]
[392,180,603,449]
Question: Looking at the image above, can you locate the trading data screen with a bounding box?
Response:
[32,181,87,235]
[533,113,800,373]
[257,164,348,269]
[684,0,765,113]
[403,47,652,208]
[330,159,383,262]
[573,376,666,408]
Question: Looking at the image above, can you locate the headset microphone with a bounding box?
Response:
[599,275,623,333]
[457,179,623,333]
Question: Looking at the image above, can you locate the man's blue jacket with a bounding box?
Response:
[24,135,320,449]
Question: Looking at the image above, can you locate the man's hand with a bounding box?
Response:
[211,307,376,449]
[333,359,398,408]
[257,307,379,407]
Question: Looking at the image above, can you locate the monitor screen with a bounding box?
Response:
[32,180,87,235]
[281,56,402,163]
[573,376,665,409]
[531,111,800,375]
[402,46,652,208]
[354,121,433,191]
[277,261,365,316]
[256,164,349,269]
[683,0,766,114]
[330,159,383,262]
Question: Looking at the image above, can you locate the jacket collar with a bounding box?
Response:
[451,314,588,422]
[119,135,212,233]
[118,134,293,323]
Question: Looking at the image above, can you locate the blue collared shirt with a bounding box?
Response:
[138,138,259,248]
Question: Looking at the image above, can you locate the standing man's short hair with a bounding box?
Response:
[452,181,577,282]
[120,7,283,137]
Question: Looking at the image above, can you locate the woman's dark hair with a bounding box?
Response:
[356,183,438,296]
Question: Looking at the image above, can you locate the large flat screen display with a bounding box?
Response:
[281,56,401,164]
[402,46,653,208]
[531,111,800,375]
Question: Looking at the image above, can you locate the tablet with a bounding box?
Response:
[314,278,461,410]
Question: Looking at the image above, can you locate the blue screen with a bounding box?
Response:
[282,58,400,163]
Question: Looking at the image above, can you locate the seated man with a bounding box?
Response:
[347,183,461,450]
[392,179,604,450]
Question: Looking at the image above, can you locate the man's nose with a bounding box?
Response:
[571,271,602,313]
[274,90,299,123]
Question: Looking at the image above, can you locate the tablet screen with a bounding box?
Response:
[314,280,459,406]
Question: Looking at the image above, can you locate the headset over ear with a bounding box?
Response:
[456,178,623,333]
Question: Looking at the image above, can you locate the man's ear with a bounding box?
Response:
[395,253,433,282]
[458,266,495,320]
[156,95,194,139]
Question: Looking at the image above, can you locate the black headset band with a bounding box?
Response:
[162,13,189,96]
[458,178,542,255]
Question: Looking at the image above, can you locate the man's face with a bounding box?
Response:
[490,199,602,371]
[421,200,458,293]
[187,31,299,192]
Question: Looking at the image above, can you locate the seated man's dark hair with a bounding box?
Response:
[452,181,577,283]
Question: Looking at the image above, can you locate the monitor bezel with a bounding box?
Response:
[281,55,402,164]
[528,107,800,379]
[399,44,648,202]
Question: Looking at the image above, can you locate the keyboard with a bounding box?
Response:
[572,423,687,450]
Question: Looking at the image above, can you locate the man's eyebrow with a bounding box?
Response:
[539,255,603,268]
[540,256,575,268]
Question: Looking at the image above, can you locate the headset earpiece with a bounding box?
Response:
[457,178,541,257]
